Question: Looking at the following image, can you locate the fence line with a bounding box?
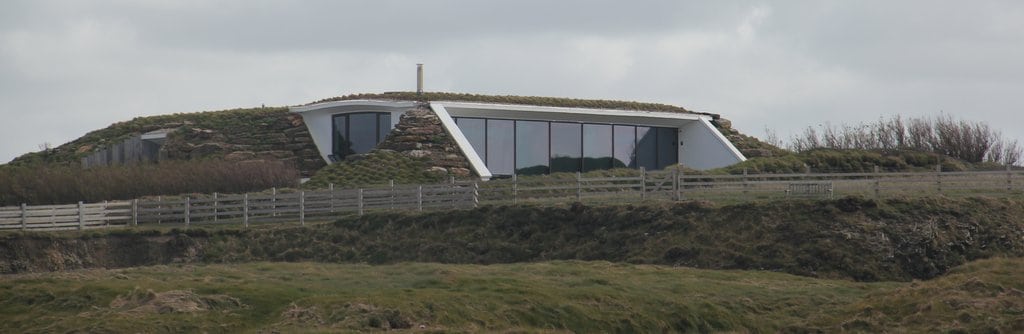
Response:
[2,167,1022,231]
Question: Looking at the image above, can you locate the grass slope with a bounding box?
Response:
[8,107,290,167]
[303,150,445,189]
[2,259,1022,333]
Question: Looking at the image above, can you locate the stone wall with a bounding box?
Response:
[375,105,474,177]
[160,113,325,176]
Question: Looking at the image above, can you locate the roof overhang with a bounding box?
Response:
[434,101,708,127]
[289,99,416,113]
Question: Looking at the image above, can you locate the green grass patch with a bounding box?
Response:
[303,150,445,188]
[3,258,1022,333]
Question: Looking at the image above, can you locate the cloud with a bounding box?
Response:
[2,1,1024,163]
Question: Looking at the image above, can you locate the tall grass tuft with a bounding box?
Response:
[0,160,299,206]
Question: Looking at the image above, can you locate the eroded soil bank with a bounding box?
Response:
[2,196,1022,281]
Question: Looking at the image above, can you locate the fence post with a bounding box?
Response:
[271,187,277,217]
[20,203,26,231]
[157,195,162,224]
[184,196,190,228]
[576,172,583,202]
[672,168,680,201]
[450,176,457,209]
[213,192,218,223]
[742,168,749,195]
[512,173,518,205]
[78,201,84,231]
[640,167,647,200]
[1008,164,1013,191]
[132,199,138,226]
[390,180,395,210]
[329,183,335,213]
[417,186,423,211]
[358,189,364,216]
[299,191,305,226]
[873,165,881,198]
[473,181,480,208]
[243,193,249,228]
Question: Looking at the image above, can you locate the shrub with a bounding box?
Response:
[0,160,298,206]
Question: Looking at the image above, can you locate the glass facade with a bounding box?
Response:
[331,112,392,160]
[453,117,678,175]
[550,122,582,173]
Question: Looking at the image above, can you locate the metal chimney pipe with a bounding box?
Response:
[416,64,424,95]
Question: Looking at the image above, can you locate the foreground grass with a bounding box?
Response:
[1,259,1021,333]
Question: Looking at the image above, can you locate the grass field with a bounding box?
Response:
[2,258,1022,333]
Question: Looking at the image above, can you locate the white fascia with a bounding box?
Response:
[289,100,416,162]
[429,103,492,180]
[435,101,704,127]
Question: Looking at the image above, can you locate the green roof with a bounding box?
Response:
[309,91,708,116]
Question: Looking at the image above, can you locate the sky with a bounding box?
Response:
[2,1,1023,163]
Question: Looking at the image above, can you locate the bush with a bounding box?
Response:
[0,160,298,206]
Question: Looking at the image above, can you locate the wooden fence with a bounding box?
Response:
[2,168,1022,231]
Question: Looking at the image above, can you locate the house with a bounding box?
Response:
[291,95,746,180]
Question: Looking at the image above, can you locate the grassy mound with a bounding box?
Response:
[2,259,1022,333]
[9,107,290,167]
[313,91,694,114]
[5,197,1023,281]
[709,148,1011,174]
[302,150,445,188]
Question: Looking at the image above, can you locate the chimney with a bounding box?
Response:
[416,63,424,95]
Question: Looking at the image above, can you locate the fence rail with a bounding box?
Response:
[2,167,1022,231]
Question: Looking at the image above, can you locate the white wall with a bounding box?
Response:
[291,100,414,162]
[679,118,746,170]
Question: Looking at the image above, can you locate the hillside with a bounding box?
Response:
[4,197,1023,281]
[1,259,1021,332]
[6,107,325,176]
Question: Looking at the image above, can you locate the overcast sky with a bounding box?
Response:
[2,1,1023,163]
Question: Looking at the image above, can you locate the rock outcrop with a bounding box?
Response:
[376,106,474,177]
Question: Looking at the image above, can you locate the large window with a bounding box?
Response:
[453,117,678,175]
[550,122,582,173]
[331,112,391,160]
[515,121,550,175]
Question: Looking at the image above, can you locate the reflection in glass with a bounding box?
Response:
[456,118,486,161]
[348,113,379,154]
[515,121,549,175]
[583,124,613,172]
[657,127,678,169]
[377,113,391,142]
[550,122,582,173]
[613,125,635,168]
[487,119,515,175]
[332,116,350,158]
[636,126,657,170]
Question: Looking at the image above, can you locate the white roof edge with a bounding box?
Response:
[434,101,703,120]
[289,99,417,113]
[698,117,747,162]
[430,103,492,180]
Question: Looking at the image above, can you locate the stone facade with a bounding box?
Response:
[375,105,474,177]
[159,113,325,177]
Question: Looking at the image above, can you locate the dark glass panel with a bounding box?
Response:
[456,118,487,161]
[636,126,658,170]
[377,113,391,142]
[657,127,678,169]
[582,124,613,172]
[348,113,379,154]
[332,115,351,158]
[550,122,582,173]
[613,125,636,168]
[486,119,515,175]
[515,120,549,175]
